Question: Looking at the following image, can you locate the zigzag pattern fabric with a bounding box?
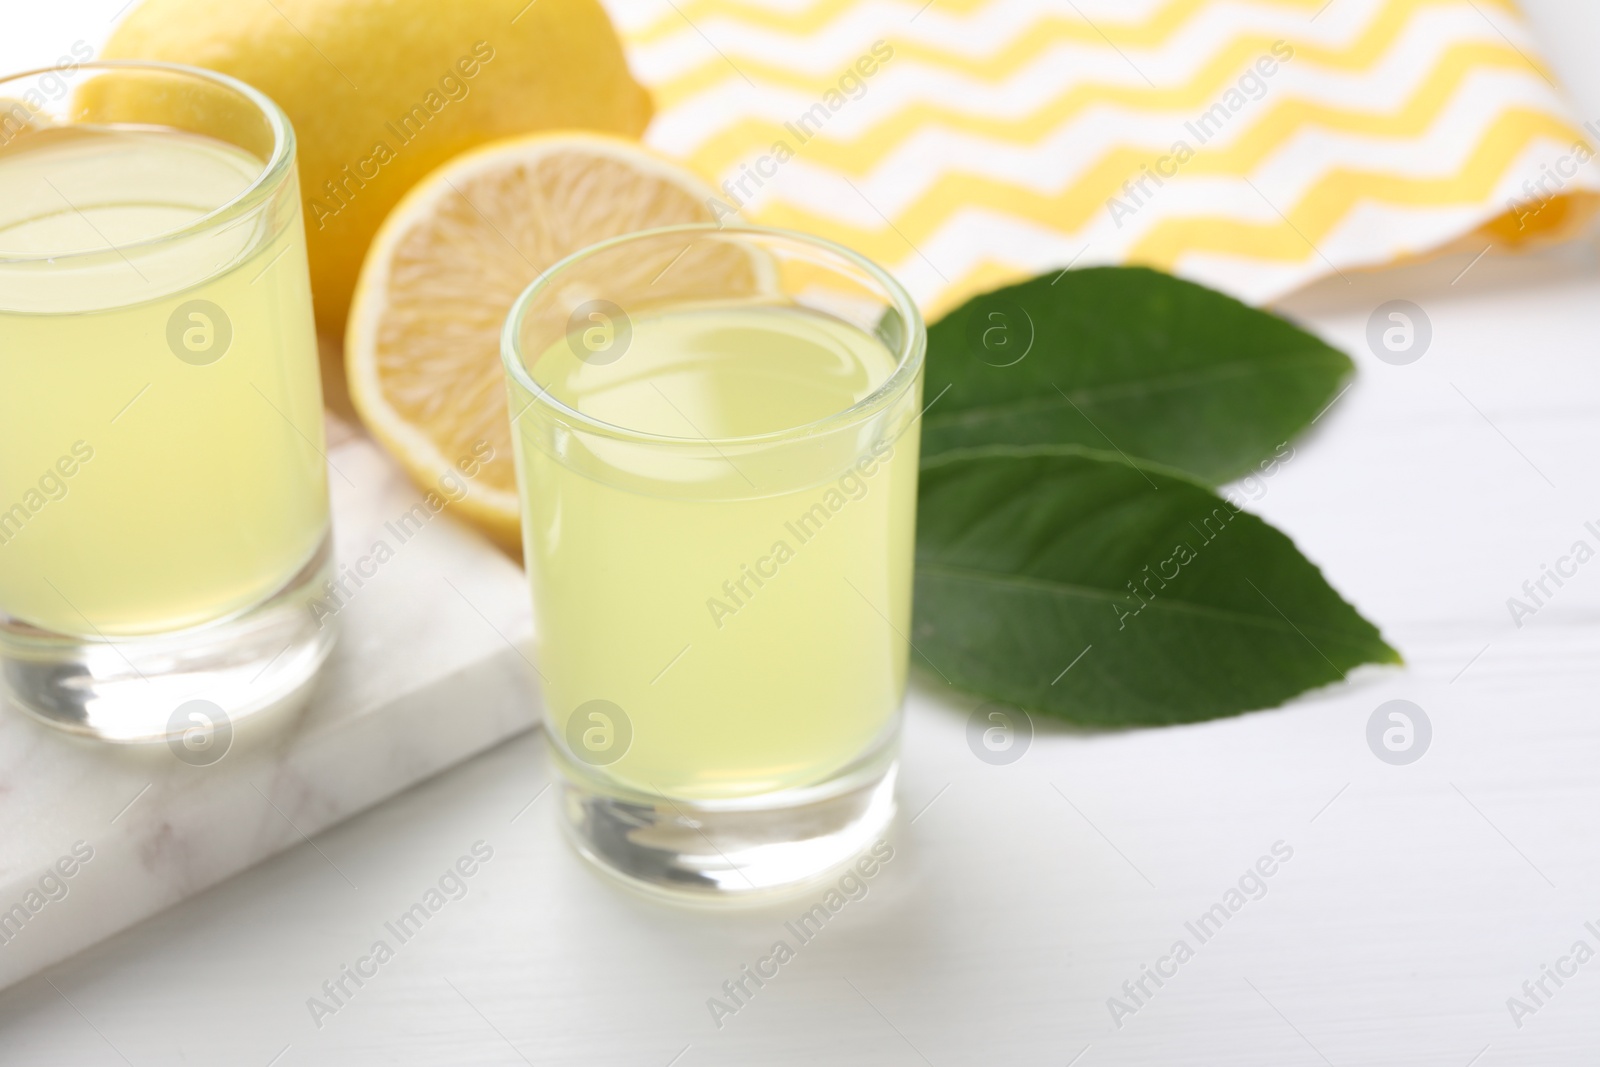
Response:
[607,0,1600,312]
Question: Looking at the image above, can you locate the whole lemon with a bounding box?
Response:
[105,0,653,341]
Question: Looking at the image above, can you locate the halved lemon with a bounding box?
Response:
[346,131,747,551]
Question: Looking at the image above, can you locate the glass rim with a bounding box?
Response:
[500,223,927,449]
[0,60,296,265]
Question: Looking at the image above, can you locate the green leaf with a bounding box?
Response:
[912,446,1399,726]
[921,267,1352,483]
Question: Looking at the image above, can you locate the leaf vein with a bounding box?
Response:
[925,355,1347,432]
[915,562,1372,646]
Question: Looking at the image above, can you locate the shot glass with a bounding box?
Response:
[0,62,336,742]
[502,224,925,898]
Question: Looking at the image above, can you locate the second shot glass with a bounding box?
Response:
[502,224,926,899]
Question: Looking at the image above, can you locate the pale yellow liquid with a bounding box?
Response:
[513,305,919,800]
[0,126,328,636]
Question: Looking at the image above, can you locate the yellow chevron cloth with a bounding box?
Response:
[609,0,1600,314]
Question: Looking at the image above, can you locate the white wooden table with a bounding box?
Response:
[4,3,1600,1064]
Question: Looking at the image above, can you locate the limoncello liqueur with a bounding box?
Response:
[0,126,328,636]
[513,305,918,800]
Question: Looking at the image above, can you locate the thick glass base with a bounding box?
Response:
[557,744,899,903]
[0,534,338,743]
